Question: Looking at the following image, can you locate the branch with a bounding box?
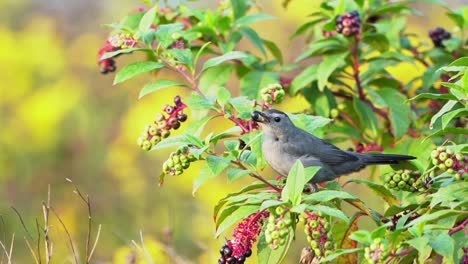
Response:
[232,160,282,192]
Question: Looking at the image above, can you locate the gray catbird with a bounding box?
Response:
[251,109,415,184]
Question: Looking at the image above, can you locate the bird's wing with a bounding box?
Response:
[286,129,358,165]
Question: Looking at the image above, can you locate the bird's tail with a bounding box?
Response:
[359,153,416,165]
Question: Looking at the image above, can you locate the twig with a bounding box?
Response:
[50,206,79,264]
[88,224,101,262]
[10,207,33,240]
[66,178,93,263]
[35,219,42,264]
[0,233,14,264]
[42,185,52,264]
[449,218,468,235]
[24,237,39,264]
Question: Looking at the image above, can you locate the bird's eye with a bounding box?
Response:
[274,117,281,122]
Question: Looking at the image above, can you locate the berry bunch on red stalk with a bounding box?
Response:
[137,96,187,151]
[336,10,361,37]
[429,27,452,48]
[430,146,467,180]
[218,211,269,264]
[98,33,138,74]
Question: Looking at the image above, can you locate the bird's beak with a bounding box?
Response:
[251,111,270,123]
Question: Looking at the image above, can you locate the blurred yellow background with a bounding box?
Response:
[0,0,466,263]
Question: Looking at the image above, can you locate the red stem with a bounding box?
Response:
[233,160,282,193]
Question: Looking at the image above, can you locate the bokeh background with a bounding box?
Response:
[1,0,466,263]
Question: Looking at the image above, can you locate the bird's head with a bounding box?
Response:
[251,109,294,136]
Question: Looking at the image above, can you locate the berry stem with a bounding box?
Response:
[448,218,468,236]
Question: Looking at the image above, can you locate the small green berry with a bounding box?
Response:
[172,155,181,164]
[271,231,279,239]
[142,140,152,151]
[275,206,285,216]
[437,146,446,152]
[444,158,453,167]
[181,162,190,169]
[314,248,322,257]
[401,173,410,182]
[277,220,286,229]
[155,112,165,121]
[174,164,182,171]
[137,137,145,146]
[439,164,447,170]
[150,136,161,145]
[431,150,439,158]
[330,108,339,118]
[398,181,406,189]
[392,174,401,182]
[337,103,346,111]
[161,130,170,138]
[148,125,158,136]
[439,152,447,161]
[432,158,439,165]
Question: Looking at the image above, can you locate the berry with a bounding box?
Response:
[177,113,188,122]
[164,105,175,114]
[157,120,168,129]
[142,140,152,151]
[148,125,158,136]
[330,108,339,118]
[155,113,164,122]
[429,27,451,48]
[150,136,161,145]
[168,117,179,126]
[223,246,232,257]
[445,158,454,168]
[439,152,448,161]
[174,95,182,105]
[161,129,171,138]
[336,11,361,37]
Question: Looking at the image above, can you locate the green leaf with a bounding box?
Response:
[263,39,283,64]
[281,160,305,206]
[260,200,285,210]
[169,48,193,68]
[448,56,468,67]
[349,230,372,244]
[405,209,457,227]
[290,65,318,95]
[139,6,157,33]
[202,51,247,72]
[199,64,234,96]
[155,23,185,48]
[306,205,349,223]
[430,100,458,129]
[227,96,254,119]
[213,183,267,220]
[206,156,231,176]
[234,13,275,27]
[304,166,321,183]
[362,33,390,52]
[231,0,247,19]
[410,93,457,101]
[303,190,357,203]
[377,88,410,138]
[113,61,164,85]
[288,113,332,135]
[215,205,259,237]
[317,51,349,91]
[257,228,292,264]
[346,178,398,206]
[240,70,279,99]
[186,93,217,111]
[407,237,432,263]
[239,27,266,55]
[183,115,216,137]
[138,79,186,99]
[353,99,378,136]
[100,48,148,60]
[429,233,455,262]
[321,248,363,262]
[441,108,468,129]
[227,168,252,182]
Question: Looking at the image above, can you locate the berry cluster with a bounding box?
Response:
[356,143,384,153]
[162,145,197,176]
[265,206,292,249]
[431,146,467,180]
[300,211,334,258]
[383,170,421,192]
[429,27,451,48]
[218,211,268,264]
[260,84,285,105]
[336,11,361,37]
[98,33,138,74]
[137,96,187,151]
[364,238,390,264]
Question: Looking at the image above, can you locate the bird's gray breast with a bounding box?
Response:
[262,135,296,176]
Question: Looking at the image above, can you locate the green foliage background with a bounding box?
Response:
[0,0,466,263]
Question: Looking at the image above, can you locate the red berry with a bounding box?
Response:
[177,113,188,122]
[172,121,181,130]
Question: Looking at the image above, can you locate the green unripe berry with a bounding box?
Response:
[279,229,289,238]
[439,164,447,170]
[277,220,286,229]
[278,238,286,245]
[157,120,167,129]
[455,153,464,161]
[401,173,410,182]
[310,240,318,249]
[180,145,189,153]
[137,137,145,146]
[162,162,170,172]
[161,130,170,138]
[174,164,182,171]
[148,125,158,136]
[431,150,439,158]
[398,181,406,189]
[312,231,321,239]
[269,215,276,223]
[181,162,190,169]
[271,231,279,239]
[141,131,149,138]
[262,94,273,103]
[142,140,152,151]
[150,136,161,145]
[439,152,447,161]
[175,170,183,176]
[171,32,181,40]
[330,108,339,118]
[432,158,439,165]
[324,241,333,249]
[267,223,275,231]
[446,148,454,155]
[437,146,446,152]
[370,243,378,251]
[389,180,396,188]
[444,158,453,168]
[188,154,197,161]
[392,174,401,182]
[325,250,333,257]
[310,220,318,228]
[408,178,415,184]
[265,234,272,243]
[180,155,189,163]
[274,90,285,102]
[275,206,285,216]
[172,155,181,164]
[284,218,292,226]
[166,159,174,168]
[384,173,392,183]
[337,103,346,111]
[155,112,164,122]
[323,222,330,231]
[314,248,322,257]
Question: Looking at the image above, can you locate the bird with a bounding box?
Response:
[251,109,415,185]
